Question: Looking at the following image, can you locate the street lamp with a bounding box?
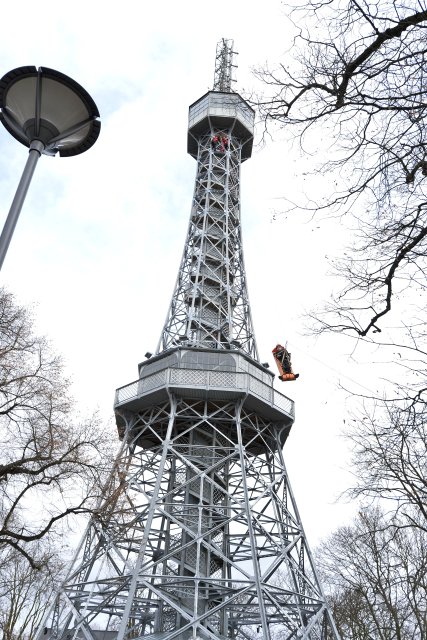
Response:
[0,66,101,269]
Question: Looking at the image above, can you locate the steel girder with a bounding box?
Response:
[41,395,339,640]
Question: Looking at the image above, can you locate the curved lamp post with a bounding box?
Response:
[0,66,101,270]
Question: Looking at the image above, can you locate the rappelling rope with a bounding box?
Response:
[282,339,378,395]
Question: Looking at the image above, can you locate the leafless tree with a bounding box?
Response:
[317,507,427,639]
[0,542,64,640]
[345,395,427,531]
[254,1,427,339]
[0,288,116,569]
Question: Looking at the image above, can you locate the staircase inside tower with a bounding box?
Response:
[163,427,229,634]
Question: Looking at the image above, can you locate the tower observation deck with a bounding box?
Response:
[40,39,340,640]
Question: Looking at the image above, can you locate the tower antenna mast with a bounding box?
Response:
[213,38,237,92]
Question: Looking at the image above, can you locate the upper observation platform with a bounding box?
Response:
[187,91,255,161]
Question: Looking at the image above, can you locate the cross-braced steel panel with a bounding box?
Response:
[42,396,338,640]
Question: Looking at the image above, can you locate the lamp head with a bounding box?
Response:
[0,66,100,157]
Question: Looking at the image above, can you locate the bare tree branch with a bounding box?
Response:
[0,288,116,568]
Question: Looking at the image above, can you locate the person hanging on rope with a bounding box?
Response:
[272,343,299,381]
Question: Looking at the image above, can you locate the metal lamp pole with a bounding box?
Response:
[0,140,44,269]
[0,66,101,271]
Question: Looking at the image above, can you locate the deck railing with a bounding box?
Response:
[115,366,294,418]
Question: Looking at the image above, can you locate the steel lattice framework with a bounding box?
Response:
[39,41,340,640]
[158,127,257,358]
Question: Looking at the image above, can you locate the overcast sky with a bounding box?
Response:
[0,0,379,545]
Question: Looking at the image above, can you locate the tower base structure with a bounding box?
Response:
[42,349,339,640]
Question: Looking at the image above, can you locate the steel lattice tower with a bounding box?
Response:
[40,39,340,640]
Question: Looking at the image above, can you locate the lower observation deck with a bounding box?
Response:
[114,348,295,450]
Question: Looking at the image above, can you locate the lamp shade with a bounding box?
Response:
[0,66,100,157]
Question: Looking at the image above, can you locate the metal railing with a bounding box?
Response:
[188,93,254,133]
[115,366,294,418]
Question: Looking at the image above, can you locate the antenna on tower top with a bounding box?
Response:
[213,38,238,92]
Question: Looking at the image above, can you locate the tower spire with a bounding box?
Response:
[213,38,237,92]
[39,41,340,640]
